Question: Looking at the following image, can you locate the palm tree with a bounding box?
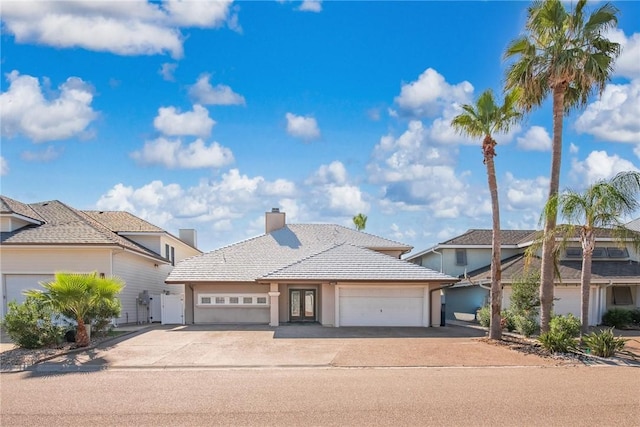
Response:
[542,171,640,335]
[504,0,621,333]
[26,272,124,347]
[451,89,522,340]
[353,213,368,231]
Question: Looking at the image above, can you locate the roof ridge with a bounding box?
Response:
[261,243,340,277]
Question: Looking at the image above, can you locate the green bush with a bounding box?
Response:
[630,309,640,326]
[538,314,581,353]
[602,309,633,329]
[539,330,577,353]
[1,297,66,349]
[513,314,539,337]
[509,272,540,316]
[477,306,490,327]
[501,310,516,332]
[582,328,626,357]
[89,298,121,337]
[550,314,581,338]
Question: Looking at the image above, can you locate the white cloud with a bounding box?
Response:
[188,74,246,106]
[606,28,640,80]
[517,126,552,151]
[153,104,215,137]
[285,112,320,140]
[0,157,8,176]
[299,0,322,12]
[0,70,97,142]
[21,145,62,162]
[307,161,348,185]
[394,68,473,117]
[570,143,579,154]
[159,63,177,81]
[571,150,639,185]
[0,1,234,59]
[131,137,234,169]
[575,79,640,143]
[504,172,549,211]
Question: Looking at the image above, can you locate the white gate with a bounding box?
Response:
[161,294,184,325]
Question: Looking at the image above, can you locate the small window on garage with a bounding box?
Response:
[243,297,253,304]
[257,297,267,304]
[613,286,633,305]
[565,247,582,258]
[215,297,226,305]
[201,296,212,304]
[229,297,239,304]
[607,247,629,258]
[455,249,467,266]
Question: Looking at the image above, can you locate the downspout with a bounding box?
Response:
[426,248,443,273]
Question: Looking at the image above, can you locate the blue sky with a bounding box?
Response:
[1,0,639,253]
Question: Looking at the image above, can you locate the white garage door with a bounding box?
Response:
[3,274,53,318]
[339,287,424,327]
[553,287,581,317]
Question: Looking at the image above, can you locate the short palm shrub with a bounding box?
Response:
[501,310,516,332]
[602,309,633,329]
[582,328,626,357]
[538,314,581,353]
[1,296,67,349]
[477,306,490,327]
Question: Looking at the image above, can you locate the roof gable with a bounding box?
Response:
[260,244,456,282]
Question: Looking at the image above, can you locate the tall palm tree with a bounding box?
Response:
[353,213,368,231]
[543,171,640,335]
[504,0,621,333]
[451,89,522,340]
[27,272,124,347]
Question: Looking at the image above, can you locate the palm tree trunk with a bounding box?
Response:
[484,136,502,340]
[580,229,595,336]
[75,317,90,347]
[539,84,566,333]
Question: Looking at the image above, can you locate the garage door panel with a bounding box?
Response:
[3,274,53,317]
[339,287,424,327]
[554,288,581,317]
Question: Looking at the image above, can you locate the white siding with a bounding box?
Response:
[0,247,112,274]
[112,251,172,325]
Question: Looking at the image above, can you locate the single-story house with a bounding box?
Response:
[166,209,458,327]
[0,195,201,324]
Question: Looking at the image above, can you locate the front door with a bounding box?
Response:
[289,289,316,322]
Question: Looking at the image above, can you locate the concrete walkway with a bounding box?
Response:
[33,324,566,371]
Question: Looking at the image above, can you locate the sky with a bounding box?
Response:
[1,0,639,253]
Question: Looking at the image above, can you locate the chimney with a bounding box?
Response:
[179,229,198,248]
[265,208,286,234]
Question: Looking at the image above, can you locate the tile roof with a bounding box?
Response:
[0,197,167,261]
[166,224,429,284]
[626,218,640,232]
[260,244,456,282]
[465,254,640,283]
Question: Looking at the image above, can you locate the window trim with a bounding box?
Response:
[197,293,270,307]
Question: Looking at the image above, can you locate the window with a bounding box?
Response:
[612,286,633,306]
[455,249,467,266]
[197,294,270,307]
[165,244,170,260]
[565,247,582,258]
[171,246,175,266]
[607,247,629,258]
[592,247,607,258]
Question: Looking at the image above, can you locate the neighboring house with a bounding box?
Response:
[0,195,201,324]
[407,226,640,325]
[166,209,458,327]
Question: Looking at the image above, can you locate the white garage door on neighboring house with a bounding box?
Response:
[3,274,53,318]
[339,287,424,327]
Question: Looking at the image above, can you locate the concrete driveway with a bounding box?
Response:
[36,324,563,370]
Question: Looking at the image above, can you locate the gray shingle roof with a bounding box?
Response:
[83,211,165,232]
[0,197,167,261]
[260,244,456,282]
[465,254,640,283]
[166,224,434,284]
[0,195,43,222]
[441,229,537,246]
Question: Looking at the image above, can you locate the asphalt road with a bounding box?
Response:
[2,366,639,426]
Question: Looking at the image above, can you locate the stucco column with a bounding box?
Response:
[269,283,280,327]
